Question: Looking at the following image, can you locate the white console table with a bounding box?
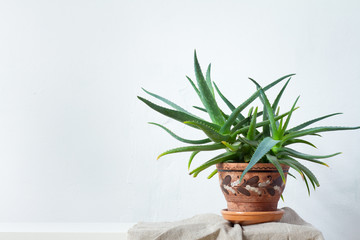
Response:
[0,222,135,240]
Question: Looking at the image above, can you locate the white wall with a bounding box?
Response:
[0,0,359,239]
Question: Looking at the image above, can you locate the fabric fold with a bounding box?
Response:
[128,207,324,240]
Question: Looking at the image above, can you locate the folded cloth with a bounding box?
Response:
[127,207,324,240]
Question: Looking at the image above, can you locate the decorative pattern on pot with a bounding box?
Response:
[221,175,285,197]
[217,163,290,212]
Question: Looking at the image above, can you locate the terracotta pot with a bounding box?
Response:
[216,163,290,212]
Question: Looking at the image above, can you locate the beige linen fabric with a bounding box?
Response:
[127,207,324,240]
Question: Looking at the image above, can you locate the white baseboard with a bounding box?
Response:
[0,232,127,240]
[0,223,135,240]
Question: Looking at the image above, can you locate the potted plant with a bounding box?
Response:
[138,51,359,224]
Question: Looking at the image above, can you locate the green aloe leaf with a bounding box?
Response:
[230,111,264,133]
[247,107,254,117]
[272,78,291,111]
[277,147,340,166]
[257,89,270,137]
[283,126,360,142]
[190,151,237,176]
[192,106,208,114]
[193,106,231,122]
[266,154,286,183]
[142,88,191,114]
[249,78,278,139]
[283,139,317,148]
[219,88,263,135]
[213,82,236,111]
[186,76,202,100]
[188,151,200,170]
[280,157,319,188]
[221,141,240,151]
[262,111,270,136]
[194,51,225,125]
[138,96,221,131]
[278,159,304,179]
[157,143,225,160]
[278,158,312,195]
[231,108,297,137]
[231,117,252,134]
[286,113,343,133]
[237,137,258,147]
[207,169,218,179]
[279,96,300,136]
[205,64,214,96]
[239,137,280,182]
[303,175,311,195]
[184,121,231,142]
[247,107,258,140]
[278,114,284,132]
[288,172,296,179]
[219,74,294,135]
[148,122,211,144]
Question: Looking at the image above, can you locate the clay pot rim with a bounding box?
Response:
[216,162,289,171]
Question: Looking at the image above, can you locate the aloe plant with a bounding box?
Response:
[138,51,360,194]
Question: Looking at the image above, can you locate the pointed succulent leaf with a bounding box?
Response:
[157,143,225,160]
[266,154,286,183]
[138,96,221,131]
[262,111,270,136]
[272,78,291,111]
[186,76,201,99]
[249,78,278,138]
[255,85,270,137]
[194,51,225,125]
[142,88,191,114]
[221,141,240,151]
[213,81,246,123]
[219,93,259,134]
[311,133,322,137]
[237,137,258,147]
[213,82,236,111]
[278,147,340,160]
[148,122,211,144]
[184,121,231,142]
[263,74,295,91]
[287,172,296,179]
[193,106,207,113]
[247,107,254,117]
[190,151,237,176]
[193,106,231,122]
[219,74,294,135]
[286,113,343,133]
[231,116,252,134]
[231,111,264,133]
[278,115,284,132]
[278,159,304,179]
[188,151,200,170]
[207,169,218,179]
[231,108,297,137]
[205,64,214,96]
[277,147,340,166]
[279,96,300,136]
[283,126,360,142]
[303,175,312,194]
[276,106,280,116]
[278,159,312,195]
[247,106,258,140]
[280,157,320,188]
[283,139,317,148]
[239,137,280,182]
